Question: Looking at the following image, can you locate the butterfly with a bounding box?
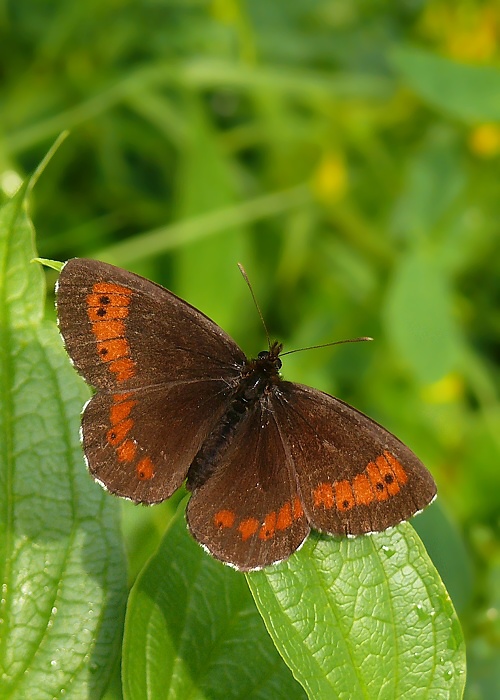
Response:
[56,258,436,571]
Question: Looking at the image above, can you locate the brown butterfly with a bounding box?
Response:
[56,258,436,571]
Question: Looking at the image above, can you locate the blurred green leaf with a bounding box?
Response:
[94,185,312,268]
[413,501,474,614]
[391,45,500,123]
[174,95,248,328]
[383,249,461,383]
[390,135,465,241]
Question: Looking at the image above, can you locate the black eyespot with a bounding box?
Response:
[99,295,111,304]
[384,474,394,484]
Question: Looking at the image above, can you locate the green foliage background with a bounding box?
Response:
[1,1,500,697]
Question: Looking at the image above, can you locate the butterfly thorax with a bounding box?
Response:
[186,342,283,491]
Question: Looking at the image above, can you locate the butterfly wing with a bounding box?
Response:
[81,381,234,503]
[57,258,245,390]
[57,258,246,503]
[272,383,437,536]
[186,400,310,571]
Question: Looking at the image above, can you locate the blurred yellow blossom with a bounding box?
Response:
[421,373,464,404]
[469,123,500,157]
[313,151,348,203]
[420,3,499,62]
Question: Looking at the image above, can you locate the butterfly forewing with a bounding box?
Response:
[56,258,245,391]
[272,383,437,536]
[186,401,310,571]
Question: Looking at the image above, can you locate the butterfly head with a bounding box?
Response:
[241,341,283,388]
[257,340,283,370]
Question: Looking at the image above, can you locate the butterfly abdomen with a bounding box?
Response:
[186,351,282,491]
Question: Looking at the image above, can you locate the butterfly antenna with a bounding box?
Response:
[237,263,272,350]
[280,336,373,357]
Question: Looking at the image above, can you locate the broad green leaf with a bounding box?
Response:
[0,182,127,698]
[249,525,465,699]
[391,45,500,123]
[123,506,305,700]
[383,250,461,384]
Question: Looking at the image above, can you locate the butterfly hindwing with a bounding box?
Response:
[186,400,310,570]
[272,383,437,536]
[82,380,234,503]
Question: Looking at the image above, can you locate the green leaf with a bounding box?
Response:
[123,505,305,700]
[248,525,466,699]
[413,501,473,615]
[390,137,465,241]
[174,95,248,330]
[383,249,461,383]
[34,257,64,272]
[0,181,127,698]
[391,45,500,123]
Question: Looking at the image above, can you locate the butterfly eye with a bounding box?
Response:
[258,351,269,360]
[276,358,282,370]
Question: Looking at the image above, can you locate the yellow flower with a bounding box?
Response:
[421,373,463,404]
[469,124,500,157]
[420,4,499,62]
[313,151,348,203]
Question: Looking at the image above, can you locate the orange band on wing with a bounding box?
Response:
[105,393,157,483]
[314,482,334,509]
[376,454,399,496]
[276,502,292,530]
[293,497,304,519]
[351,473,375,506]
[259,512,277,540]
[211,495,306,544]
[383,451,408,485]
[92,320,126,341]
[107,418,133,447]
[238,518,259,541]
[312,451,409,513]
[109,358,135,382]
[86,282,136,382]
[215,510,236,529]
[110,399,136,426]
[87,305,129,322]
[116,439,137,463]
[136,457,155,480]
[366,460,390,501]
[93,281,133,297]
[335,480,355,511]
[86,292,132,308]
